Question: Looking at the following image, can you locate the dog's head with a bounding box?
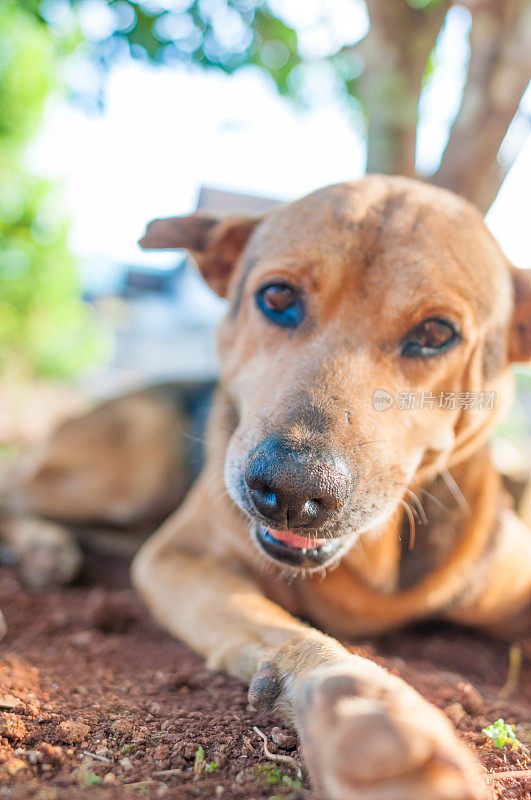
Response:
[141,176,531,572]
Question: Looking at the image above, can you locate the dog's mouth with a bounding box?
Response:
[254,524,343,568]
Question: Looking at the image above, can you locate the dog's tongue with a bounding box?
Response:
[266,528,326,550]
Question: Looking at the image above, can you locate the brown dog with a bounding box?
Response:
[136,177,529,797]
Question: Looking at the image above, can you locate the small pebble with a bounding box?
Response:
[271,726,297,750]
[56,719,90,744]
[241,736,255,758]
[172,740,197,760]
[1,757,27,776]
[110,719,134,738]
[153,744,171,769]
[0,694,22,710]
[444,702,466,726]
[457,682,483,716]
[0,713,27,741]
[37,742,64,766]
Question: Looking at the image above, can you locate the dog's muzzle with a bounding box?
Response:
[244,436,351,568]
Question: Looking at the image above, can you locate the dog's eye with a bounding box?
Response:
[256,283,304,329]
[402,318,459,358]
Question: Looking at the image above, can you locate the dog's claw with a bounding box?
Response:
[248,661,283,711]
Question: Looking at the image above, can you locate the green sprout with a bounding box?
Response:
[81,772,102,787]
[253,764,283,785]
[193,745,220,776]
[282,774,303,789]
[194,745,205,774]
[252,763,303,788]
[482,719,520,749]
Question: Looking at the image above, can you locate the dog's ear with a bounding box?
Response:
[139,213,261,297]
[508,268,531,363]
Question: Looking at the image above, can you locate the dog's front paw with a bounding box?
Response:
[247,636,351,719]
[294,663,487,800]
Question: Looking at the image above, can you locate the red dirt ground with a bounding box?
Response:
[0,554,530,800]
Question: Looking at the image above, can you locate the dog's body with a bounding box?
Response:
[0,382,214,588]
[3,176,530,798]
[131,176,531,799]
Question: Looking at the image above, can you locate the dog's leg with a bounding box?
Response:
[133,498,485,800]
[0,517,82,589]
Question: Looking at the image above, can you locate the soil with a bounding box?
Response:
[0,554,530,800]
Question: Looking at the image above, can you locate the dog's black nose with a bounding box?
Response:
[245,436,350,529]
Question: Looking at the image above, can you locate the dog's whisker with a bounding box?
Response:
[441,468,469,513]
[419,487,451,516]
[391,484,427,524]
[398,499,416,550]
[348,439,391,452]
[396,486,428,525]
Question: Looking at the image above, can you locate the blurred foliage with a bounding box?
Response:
[19,0,304,97]
[0,3,101,379]
[12,0,459,114]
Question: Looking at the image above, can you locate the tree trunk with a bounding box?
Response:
[356,0,450,177]
[432,0,531,213]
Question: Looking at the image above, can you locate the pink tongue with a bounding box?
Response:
[266,528,326,550]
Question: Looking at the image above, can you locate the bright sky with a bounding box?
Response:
[30,61,366,270]
[29,2,531,278]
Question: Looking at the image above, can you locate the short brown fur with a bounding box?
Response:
[131,177,531,799]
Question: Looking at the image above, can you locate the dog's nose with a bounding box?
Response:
[245,436,350,529]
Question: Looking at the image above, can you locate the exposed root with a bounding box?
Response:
[253,725,302,779]
[486,769,531,782]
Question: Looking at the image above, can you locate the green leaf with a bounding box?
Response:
[0,4,103,380]
[482,719,520,749]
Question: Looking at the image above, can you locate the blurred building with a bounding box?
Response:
[83,186,279,396]
[195,186,280,217]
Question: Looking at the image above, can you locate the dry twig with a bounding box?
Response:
[498,643,522,700]
[152,768,184,778]
[82,751,110,763]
